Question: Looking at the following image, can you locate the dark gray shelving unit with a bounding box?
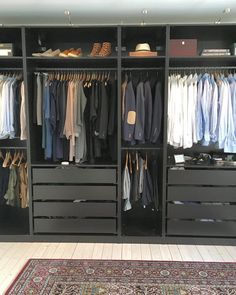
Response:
[0,24,236,244]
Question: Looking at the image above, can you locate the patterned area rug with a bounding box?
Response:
[6,259,236,294]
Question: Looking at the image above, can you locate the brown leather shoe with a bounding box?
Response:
[98,42,112,57]
[59,48,74,57]
[68,48,82,57]
[89,43,101,56]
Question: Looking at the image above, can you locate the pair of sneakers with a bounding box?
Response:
[59,48,82,58]
[32,48,60,57]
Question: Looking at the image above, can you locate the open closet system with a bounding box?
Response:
[1,25,236,244]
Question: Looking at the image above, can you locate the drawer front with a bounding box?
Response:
[34,202,116,217]
[32,168,116,184]
[168,186,236,202]
[33,185,116,201]
[167,204,236,220]
[167,220,236,237]
[168,170,236,185]
[34,218,117,234]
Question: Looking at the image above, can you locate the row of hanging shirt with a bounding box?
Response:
[0,73,27,140]
[122,73,163,145]
[33,72,117,163]
[168,72,236,153]
[122,152,159,211]
[0,150,28,209]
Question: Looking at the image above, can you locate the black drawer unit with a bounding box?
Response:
[32,167,117,184]
[34,218,117,234]
[167,220,236,237]
[32,167,118,235]
[34,202,117,218]
[166,168,236,238]
[33,185,117,201]
[167,203,236,220]
[168,186,236,202]
[168,169,236,185]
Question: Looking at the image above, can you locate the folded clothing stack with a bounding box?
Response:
[201,48,231,56]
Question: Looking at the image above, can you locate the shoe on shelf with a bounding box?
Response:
[59,48,74,57]
[89,43,101,56]
[98,42,112,57]
[32,48,52,57]
[43,49,61,57]
[68,48,82,57]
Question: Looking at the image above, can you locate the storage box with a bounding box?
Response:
[129,51,158,57]
[0,43,13,56]
[169,39,197,57]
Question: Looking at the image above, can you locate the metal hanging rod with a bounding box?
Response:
[35,68,117,71]
[0,68,22,71]
[169,66,236,70]
[0,146,27,150]
[121,146,162,150]
[122,67,164,70]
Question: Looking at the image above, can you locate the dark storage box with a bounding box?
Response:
[169,39,197,56]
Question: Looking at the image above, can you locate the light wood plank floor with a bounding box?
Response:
[0,242,235,294]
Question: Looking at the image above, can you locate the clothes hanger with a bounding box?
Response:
[18,151,24,167]
[125,151,128,168]
[136,152,139,171]
[2,151,12,168]
[0,149,4,160]
[129,153,132,174]
[11,150,20,166]
[145,153,148,170]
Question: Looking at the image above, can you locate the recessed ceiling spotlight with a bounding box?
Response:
[142,9,148,15]
[64,10,71,16]
[223,7,231,14]
[214,19,221,24]
[141,20,146,26]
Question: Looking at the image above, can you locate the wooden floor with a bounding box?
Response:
[0,242,236,294]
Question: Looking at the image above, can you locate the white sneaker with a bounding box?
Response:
[32,48,52,57]
[43,49,61,57]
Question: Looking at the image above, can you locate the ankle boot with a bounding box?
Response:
[89,43,101,56]
[98,42,112,57]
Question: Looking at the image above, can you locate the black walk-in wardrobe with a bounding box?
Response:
[1,24,236,245]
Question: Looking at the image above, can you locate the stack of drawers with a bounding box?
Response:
[32,167,117,235]
[166,169,236,237]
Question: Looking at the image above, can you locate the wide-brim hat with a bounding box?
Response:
[135,43,151,52]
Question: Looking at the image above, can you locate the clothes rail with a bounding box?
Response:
[35,68,117,71]
[169,66,236,70]
[0,68,22,71]
[122,67,164,70]
[0,147,27,150]
[121,147,162,150]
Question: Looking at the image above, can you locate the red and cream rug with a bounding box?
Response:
[6,259,236,294]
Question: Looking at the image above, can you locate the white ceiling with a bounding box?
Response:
[0,0,236,25]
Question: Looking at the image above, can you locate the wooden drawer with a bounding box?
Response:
[34,202,116,218]
[32,168,116,184]
[167,204,236,220]
[34,218,117,234]
[168,169,236,185]
[168,186,236,202]
[33,185,116,201]
[167,220,236,237]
